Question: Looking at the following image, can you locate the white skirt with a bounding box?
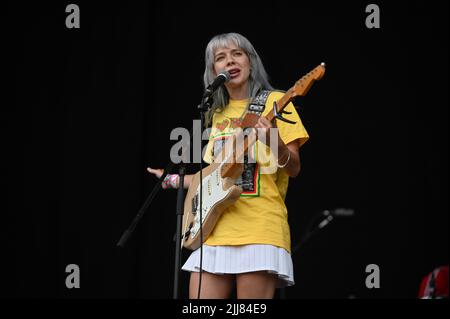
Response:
[182,244,294,288]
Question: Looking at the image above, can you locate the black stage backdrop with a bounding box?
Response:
[3,1,448,299]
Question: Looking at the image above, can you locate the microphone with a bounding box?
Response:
[318,208,355,229]
[203,70,230,98]
[330,208,355,217]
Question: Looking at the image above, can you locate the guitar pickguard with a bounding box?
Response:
[189,167,232,237]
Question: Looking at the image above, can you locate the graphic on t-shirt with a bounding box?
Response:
[215,118,242,132]
[212,133,260,197]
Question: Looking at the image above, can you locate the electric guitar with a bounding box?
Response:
[182,63,326,250]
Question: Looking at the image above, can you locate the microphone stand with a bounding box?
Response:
[173,163,185,299]
[116,161,177,248]
[194,94,213,299]
[291,210,334,255]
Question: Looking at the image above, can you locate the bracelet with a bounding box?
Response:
[162,174,179,189]
[277,151,291,168]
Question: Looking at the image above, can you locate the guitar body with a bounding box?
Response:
[182,162,243,250]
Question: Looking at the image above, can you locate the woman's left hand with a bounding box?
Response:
[254,117,278,146]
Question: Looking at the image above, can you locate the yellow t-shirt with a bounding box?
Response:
[202,91,309,253]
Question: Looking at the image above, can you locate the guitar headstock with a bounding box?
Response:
[290,62,326,98]
[269,62,326,121]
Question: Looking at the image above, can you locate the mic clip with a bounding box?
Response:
[318,210,334,229]
[198,95,213,112]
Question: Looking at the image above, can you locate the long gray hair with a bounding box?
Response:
[203,33,273,127]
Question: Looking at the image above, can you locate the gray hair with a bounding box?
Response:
[203,33,273,127]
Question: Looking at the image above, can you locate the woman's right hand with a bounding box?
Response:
[147,166,192,189]
[147,167,164,179]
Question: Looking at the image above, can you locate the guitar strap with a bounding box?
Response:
[246,89,285,118]
[247,89,271,116]
[234,89,284,194]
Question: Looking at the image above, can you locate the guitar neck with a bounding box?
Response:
[220,63,326,178]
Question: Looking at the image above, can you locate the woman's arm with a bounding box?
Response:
[254,117,301,178]
[276,138,301,178]
[147,167,194,189]
[182,174,193,189]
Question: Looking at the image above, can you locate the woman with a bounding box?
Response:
[148,32,309,299]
